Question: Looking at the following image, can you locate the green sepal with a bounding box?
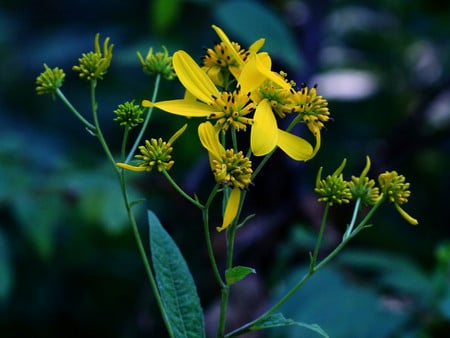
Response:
[225,266,256,285]
[148,210,205,338]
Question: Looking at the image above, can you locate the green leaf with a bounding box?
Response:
[148,211,205,338]
[225,266,256,285]
[250,313,329,337]
[271,266,409,338]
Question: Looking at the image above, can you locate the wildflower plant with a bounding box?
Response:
[36,26,418,338]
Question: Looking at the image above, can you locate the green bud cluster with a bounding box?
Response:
[212,149,253,190]
[72,33,113,81]
[315,156,418,225]
[113,100,144,128]
[35,64,65,96]
[137,46,176,80]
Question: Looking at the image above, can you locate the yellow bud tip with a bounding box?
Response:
[395,203,419,225]
[142,99,153,107]
[116,162,147,172]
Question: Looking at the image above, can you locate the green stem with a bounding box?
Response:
[225,199,385,337]
[121,127,131,162]
[252,149,275,180]
[125,74,161,163]
[118,172,174,338]
[202,184,225,288]
[90,80,118,171]
[88,79,172,336]
[56,88,96,131]
[162,169,204,209]
[343,198,361,240]
[310,202,330,269]
[217,186,249,337]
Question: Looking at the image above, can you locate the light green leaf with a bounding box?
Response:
[148,211,205,338]
[225,266,256,285]
[250,313,329,337]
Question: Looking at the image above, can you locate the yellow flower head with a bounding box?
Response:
[201,25,265,86]
[35,64,65,97]
[144,42,315,161]
[315,159,352,206]
[73,33,113,81]
[113,100,144,128]
[257,72,295,118]
[378,171,418,225]
[348,156,381,206]
[289,84,330,136]
[117,124,187,172]
[198,122,252,231]
[137,46,176,80]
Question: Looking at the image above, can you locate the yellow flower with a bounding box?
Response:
[198,122,252,231]
[35,64,65,96]
[143,50,314,161]
[315,158,352,205]
[72,33,113,81]
[348,156,381,206]
[202,24,265,86]
[137,46,176,80]
[378,171,418,225]
[117,124,187,172]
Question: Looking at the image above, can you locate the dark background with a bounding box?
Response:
[1,0,449,337]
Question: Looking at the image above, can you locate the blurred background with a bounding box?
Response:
[1,0,449,337]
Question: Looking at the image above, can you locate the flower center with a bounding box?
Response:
[135,138,174,172]
[378,171,411,205]
[212,149,252,189]
[290,85,330,134]
[208,89,256,132]
[202,41,250,69]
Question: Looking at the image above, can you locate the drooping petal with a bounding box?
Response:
[394,203,419,225]
[168,123,188,145]
[217,187,241,232]
[116,162,148,172]
[173,50,220,103]
[250,99,278,156]
[310,131,321,159]
[198,122,225,168]
[143,99,214,117]
[277,129,314,161]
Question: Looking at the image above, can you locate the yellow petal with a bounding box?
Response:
[238,54,268,95]
[198,122,225,168]
[394,203,419,225]
[251,99,278,156]
[116,163,148,172]
[255,53,291,90]
[173,50,220,103]
[310,131,321,158]
[147,99,214,117]
[168,123,188,145]
[211,25,245,68]
[249,38,265,53]
[217,187,241,232]
[277,129,314,161]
